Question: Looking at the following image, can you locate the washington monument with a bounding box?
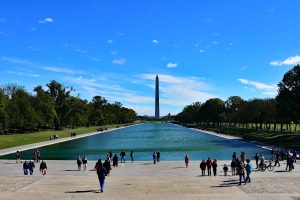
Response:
[155,75,160,119]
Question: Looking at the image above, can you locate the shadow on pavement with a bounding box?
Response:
[275,170,289,173]
[65,190,99,193]
[211,179,240,188]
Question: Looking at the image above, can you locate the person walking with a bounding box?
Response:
[153,151,157,164]
[253,153,259,169]
[16,151,22,163]
[113,154,118,167]
[130,151,134,162]
[232,152,237,160]
[82,155,88,171]
[236,160,245,185]
[244,159,252,184]
[23,161,29,175]
[77,155,82,171]
[231,159,237,176]
[103,159,111,176]
[95,162,107,193]
[274,151,280,167]
[223,164,228,176]
[108,151,113,163]
[120,149,126,163]
[184,154,189,168]
[157,150,161,163]
[28,160,35,175]
[200,159,206,176]
[240,152,246,163]
[206,157,212,176]
[212,159,218,176]
[40,160,47,175]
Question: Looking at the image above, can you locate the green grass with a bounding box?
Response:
[0,124,133,150]
[182,123,300,149]
[204,126,300,149]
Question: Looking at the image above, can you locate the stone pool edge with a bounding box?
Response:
[0,123,142,157]
[190,128,272,151]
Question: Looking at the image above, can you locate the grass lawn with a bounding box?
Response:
[0,124,133,150]
[184,124,300,149]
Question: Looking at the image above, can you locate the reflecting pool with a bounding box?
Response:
[1,123,270,160]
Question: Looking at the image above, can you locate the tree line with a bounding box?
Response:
[0,80,137,134]
[175,65,300,133]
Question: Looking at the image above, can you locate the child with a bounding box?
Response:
[223,164,228,176]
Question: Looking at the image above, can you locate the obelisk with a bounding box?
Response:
[155,75,160,119]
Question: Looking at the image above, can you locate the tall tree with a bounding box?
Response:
[47,80,74,130]
[277,64,300,131]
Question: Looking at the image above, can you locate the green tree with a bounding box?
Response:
[47,80,74,130]
[277,64,300,132]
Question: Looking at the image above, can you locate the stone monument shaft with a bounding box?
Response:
[155,75,160,119]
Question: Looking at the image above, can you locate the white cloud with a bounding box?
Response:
[38,17,54,24]
[43,66,86,75]
[1,56,86,75]
[238,78,277,96]
[107,39,113,44]
[111,51,118,55]
[140,74,214,107]
[240,66,247,71]
[166,62,177,68]
[199,49,204,53]
[6,70,40,78]
[212,41,218,45]
[112,58,126,65]
[270,55,300,66]
[152,39,159,44]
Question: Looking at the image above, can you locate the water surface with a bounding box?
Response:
[1,123,270,160]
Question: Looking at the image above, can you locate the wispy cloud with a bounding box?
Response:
[152,39,159,44]
[112,58,126,65]
[166,62,177,68]
[238,78,277,96]
[38,17,54,24]
[1,56,86,75]
[107,39,113,44]
[199,49,204,53]
[140,74,214,107]
[270,55,300,66]
[43,66,86,75]
[6,70,40,78]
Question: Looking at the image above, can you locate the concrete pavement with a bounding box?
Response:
[0,160,299,200]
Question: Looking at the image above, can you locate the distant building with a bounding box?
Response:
[155,75,160,119]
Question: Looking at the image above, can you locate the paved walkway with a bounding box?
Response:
[0,160,299,200]
[0,125,139,156]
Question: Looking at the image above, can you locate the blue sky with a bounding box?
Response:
[1,1,300,116]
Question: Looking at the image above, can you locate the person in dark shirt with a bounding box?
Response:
[212,159,218,176]
[95,162,107,193]
[120,149,126,163]
[40,160,47,175]
[103,159,112,176]
[23,161,29,175]
[113,154,119,167]
[28,160,35,175]
[156,150,161,163]
[200,159,206,176]
[130,151,134,162]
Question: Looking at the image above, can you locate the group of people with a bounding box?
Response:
[76,155,88,171]
[22,160,47,175]
[196,152,252,185]
[199,158,218,176]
